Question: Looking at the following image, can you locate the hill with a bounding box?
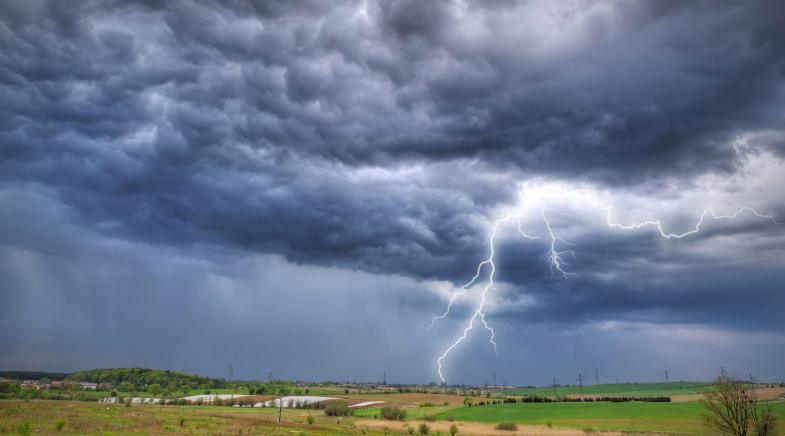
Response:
[66,368,228,392]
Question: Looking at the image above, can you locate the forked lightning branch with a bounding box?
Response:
[429,182,779,383]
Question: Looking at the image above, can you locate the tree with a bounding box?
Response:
[702,376,777,436]
[418,423,430,435]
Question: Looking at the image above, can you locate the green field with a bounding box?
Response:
[503,381,715,397]
[354,405,459,420]
[434,400,785,434]
[0,400,384,435]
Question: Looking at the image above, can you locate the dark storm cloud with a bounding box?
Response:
[1,0,785,382]
[2,0,784,281]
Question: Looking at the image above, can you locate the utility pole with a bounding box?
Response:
[578,373,584,399]
[268,371,272,384]
[277,397,282,424]
[594,369,599,385]
[383,370,387,386]
[665,370,669,384]
[229,366,233,383]
[493,371,497,388]
[552,377,558,399]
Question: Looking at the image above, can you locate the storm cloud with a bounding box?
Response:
[1,0,784,384]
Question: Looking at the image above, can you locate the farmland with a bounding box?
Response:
[502,381,716,397]
[3,372,785,435]
[434,401,785,434]
[4,396,785,435]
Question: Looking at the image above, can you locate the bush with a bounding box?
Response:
[449,424,459,435]
[54,419,65,431]
[495,422,517,431]
[380,406,407,421]
[323,401,354,417]
[418,402,435,407]
[418,423,430,434]
[16,423,32,436]
[306,415,315,425]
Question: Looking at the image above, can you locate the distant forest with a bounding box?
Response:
[0,371,70,380]
[66,368,229,391]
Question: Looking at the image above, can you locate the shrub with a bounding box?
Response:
[495,422,517,431]
[323,401,354,417]
[446,416,455,422]
[178,416,186,427]
[423,415,436,422]
[16,423,32,436]
[418,402,435,407]
[306,415,314,425]
[546,420,553,428]
[54,419,65,431]
[449,424,459,435]
[380,406,407,421]
[418,423,430,435]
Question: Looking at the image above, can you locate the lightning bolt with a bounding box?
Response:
[435,213,505,383]
[431,184,778,383]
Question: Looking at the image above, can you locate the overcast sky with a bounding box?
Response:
[1,0,784,386]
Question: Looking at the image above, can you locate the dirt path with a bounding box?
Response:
[356,419,631,435]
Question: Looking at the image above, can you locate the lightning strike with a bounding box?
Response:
[431,183,778,383]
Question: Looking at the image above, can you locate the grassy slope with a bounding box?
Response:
[503,381,715,397]
[435,401,785,434]
[0,400,385,435]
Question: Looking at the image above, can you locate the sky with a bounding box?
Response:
[1,0,784,386]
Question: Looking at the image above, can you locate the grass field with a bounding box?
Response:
[354,404,459,420]
[503,381,716,397]
[434,400,785,434]
[0,400,385,435]
[5,396,785,435]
